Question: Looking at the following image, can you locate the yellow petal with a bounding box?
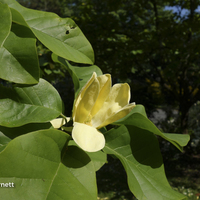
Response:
[73,73,100,123]
[76,78,100,123]
[90,74,111,116]
[97,103,136,128]
[91,83,131,128]
[50,118,69,129]
[72,122,105,152]
[73,72,97,121]
[107,83,130,106]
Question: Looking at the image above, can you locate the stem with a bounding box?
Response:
[60,113,68,120]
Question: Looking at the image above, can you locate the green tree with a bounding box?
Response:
[65,0,200,134]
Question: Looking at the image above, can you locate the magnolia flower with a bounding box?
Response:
[71,72,135,152]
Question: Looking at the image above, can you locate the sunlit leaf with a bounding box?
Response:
[0,129,97,200]
[0,79,63,127]
[104,125,187,200]
[62,145,97,199]
[86,150,107,171]
[114,105,190,151]
[0,23,39,84]
[0,3,39,84]
[0,3,11,47]
[1,0,94,64]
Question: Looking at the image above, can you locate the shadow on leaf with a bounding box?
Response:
[62,145,91,168]
[127,125,163,169]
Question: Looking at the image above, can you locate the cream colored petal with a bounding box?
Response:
[72,122,105,152]
[73,72,97,121]
[107,83,130,106]
[97,103,136,129]
[74,77,100,123]
[91,83,131,128]
[50,118,68,129]
[90,74,111,116]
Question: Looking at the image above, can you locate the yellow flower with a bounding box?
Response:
[72,72,135,152]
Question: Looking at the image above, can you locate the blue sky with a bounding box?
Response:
[165,5,200,17]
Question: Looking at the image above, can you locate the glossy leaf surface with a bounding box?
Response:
[114,105,190,151]
[0,23,39,84]
[0,79,63,127]
[0,0,94,64]
[0,3,11,47]
[0,129,97,200]
[104,125,187,200]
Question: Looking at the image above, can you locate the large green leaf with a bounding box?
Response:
[0,3,38,84]
[0,3,11,47]
[103,125,187,200]
[0,79,63,127]
[114,105,190,151]
[0,129,97,200]
[0,23,39,84]
[1,0,94,64]
[52,54,102,97]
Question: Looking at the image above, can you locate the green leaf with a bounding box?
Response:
[0,23,39,84]
[9,6,29,27]
[122,104,148,119]
[72,64,103,96]
[68,140,107,171]
[0,132,11,152]
[0,122,52,139]
[0,3,38,84]
[103,125,187,200]
[0,129,97,200]
[2,0,94,64]
[52,54,102,97]
[114,105,190,151]
[0,78,63,127]
[0,3,11,47]
[162,133,190,147]
[86,150,107,171]
[62,145,97,199]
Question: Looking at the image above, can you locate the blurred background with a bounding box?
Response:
[17,0,200,199]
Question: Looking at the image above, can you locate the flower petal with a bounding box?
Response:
[50,118,69,129]
[72,122,105,152]
[73,73,100,123]
[90,74,111,116]
[97,103,136,128]
[73,72,97,121]
[91,83,131,128]
[107,83,130,106]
